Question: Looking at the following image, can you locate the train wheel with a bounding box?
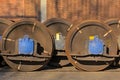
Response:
[44,18,71,66]
[105,19,120,49]
[0,19,13,66]
[2,19,53,71]
[105,19,120,66]
[44,18,71,51]
[0,19,13,50]
[65,20,117,71]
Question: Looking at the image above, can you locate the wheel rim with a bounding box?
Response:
[105,19,120,50]
[0,19,13,51]
[65,20,117,71]
[0,19,13,66]
[2,19,53,71]
[44,18,71,51]
[44,18,71,66]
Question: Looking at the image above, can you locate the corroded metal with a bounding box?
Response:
[44,18,71,51]
[2,19,53,71]
[0,19,13,51]
[105,19,120,50]
[65,20,117,71]
[44,18,71,67]
[0,19,13,66]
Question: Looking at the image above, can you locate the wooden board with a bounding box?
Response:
[0,0,120,22]
[47,0,120,22]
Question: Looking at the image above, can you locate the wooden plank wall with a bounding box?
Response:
[0,0,120,22]
[47,0,120,22]
[0,0,40,21]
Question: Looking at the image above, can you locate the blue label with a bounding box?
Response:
[88,36,104,54]
[18,35,34,55]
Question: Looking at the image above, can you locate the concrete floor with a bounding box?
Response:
[0,57,120,80]
[0,71,120,80]
[0,65,120,80]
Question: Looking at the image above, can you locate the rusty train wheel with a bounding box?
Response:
[2,19,53,71]
[105,19,120,66]
[44,18,71,51]
[65,20,117,71]
[105,19,120,50]
[0,19,13,50]
[44,18,71,66]
[0,19,13,66]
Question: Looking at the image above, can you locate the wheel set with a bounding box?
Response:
[0,18,120,71]
[65,20,117,71]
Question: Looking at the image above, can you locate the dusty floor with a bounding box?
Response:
[0,63,120,80]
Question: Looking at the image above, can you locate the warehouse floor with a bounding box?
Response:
[0,61,120,80]
[1,66,120,80]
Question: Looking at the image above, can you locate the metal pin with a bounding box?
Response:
[18,61,21,70]
[75,61,77,64]
[67,24,73,31]
[117,20,120,28]
[44,50,48,54]
[79,30,82,33]
[32,23,36,33]
[103,30,112,37]
[76,27,82,34]
[76,27,79,30]
[3,38,15,42]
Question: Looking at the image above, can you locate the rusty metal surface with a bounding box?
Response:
[0,19,13,67]
[44,18,71,67]
[105,19,120,50]
[2,19,53,71]
[44,18,71,53]
[65,20,118,71]
[0,19,13,51]
[44,18,71,39]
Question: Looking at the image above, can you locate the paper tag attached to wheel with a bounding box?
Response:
[56,32,60,40]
